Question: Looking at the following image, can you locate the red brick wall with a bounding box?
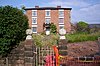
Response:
[26,10,32,28]
[51,10,59,32]
[37,10,45,33]
[64,10,71,32]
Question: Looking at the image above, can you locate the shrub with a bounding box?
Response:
[0,6,28,56]
[76,21,88,32]
[66,32,100,43]
[50,23,57,34]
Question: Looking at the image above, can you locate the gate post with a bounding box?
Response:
[58,28,68,66]
[24,29,36,66]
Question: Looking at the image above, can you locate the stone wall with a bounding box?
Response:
[0,39,36,66]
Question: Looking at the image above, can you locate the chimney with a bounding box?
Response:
[35,6,39,8]
[57,6,61,8]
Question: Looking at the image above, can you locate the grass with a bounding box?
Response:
[65,32,100,43]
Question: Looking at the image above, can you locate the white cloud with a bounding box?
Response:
[72,4,100,24]
[64,0,90,7]
[45,0,91,8]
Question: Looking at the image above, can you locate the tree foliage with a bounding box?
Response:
[76,21,88,32]
[0,6,28,56]
[50,23,57,34]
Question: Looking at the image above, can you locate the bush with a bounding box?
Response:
[0,6,28,56]
[50,23,57,34]
[76,21,88,32]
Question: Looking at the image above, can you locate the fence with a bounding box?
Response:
[60,56,100,66]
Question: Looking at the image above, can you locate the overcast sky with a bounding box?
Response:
[0,0,100,24]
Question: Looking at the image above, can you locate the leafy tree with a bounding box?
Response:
[50,23,57,34]
[76,21,88,32]
[0,6,29,56]
[21,5,26,10]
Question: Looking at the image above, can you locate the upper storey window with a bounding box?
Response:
[32,18,37,24]
[45,18,50,24]
[59,10,64,17]
[32,10,37,16]
[59,18,64,24]
[45,10,50,16]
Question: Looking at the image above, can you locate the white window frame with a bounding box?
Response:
[59,18,64,24]
[59,9,64,17]
[45,18,50,24]
[59,10,64,11]
[59,25,64,29]
[32,10,37,16]
[45,10,51,16]
[45,17,51,18]
[32,25,37,33]
[32,17,37,24]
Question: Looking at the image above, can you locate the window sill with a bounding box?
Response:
[32,23,37,24]
[59,17,64,18]
[33,32,37,33]
[59,23,64,24]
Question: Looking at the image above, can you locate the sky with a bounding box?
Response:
[0,0,100,24]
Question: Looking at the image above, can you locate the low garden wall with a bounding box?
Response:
[0,40,36,66]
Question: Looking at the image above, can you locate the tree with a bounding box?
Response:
[76,21,88,32]
[0,6,29,56]
[21,5,26,10]
[50,23,57,34]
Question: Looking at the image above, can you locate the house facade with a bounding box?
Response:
[25,6,72,33]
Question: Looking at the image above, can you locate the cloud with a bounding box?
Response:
[45,0,91,8]
[72,4,100,24]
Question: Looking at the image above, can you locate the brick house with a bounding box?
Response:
[25,6,72,33]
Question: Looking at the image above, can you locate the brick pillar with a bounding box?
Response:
[58,39,68,65]
[58,39,68,56]
[24,39,36,66]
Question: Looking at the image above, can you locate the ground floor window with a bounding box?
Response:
[59,25,64,29]
[46,27,50,31]
[32,27,37,33]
